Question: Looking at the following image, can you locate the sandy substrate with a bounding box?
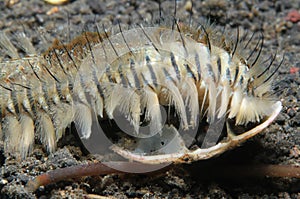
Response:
[0,0,299,198]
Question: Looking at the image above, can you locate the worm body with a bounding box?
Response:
[0,20,281,161]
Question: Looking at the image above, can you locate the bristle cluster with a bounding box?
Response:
[0,17,280,158]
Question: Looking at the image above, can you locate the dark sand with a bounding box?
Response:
[0,0,299,198]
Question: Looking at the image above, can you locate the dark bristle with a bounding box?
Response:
[95,24,108,62]
[250,33,264,68]
[261,54,284,85]
[256,52,277,79]
[172,0,177,30]
[10,87,20,115]
[231,27,239,57]
[199,24,212,52]
[10,82,31,90]
[129,58,141,88]
[61,43,79,70]
[131,1,144,22]
[0,84,13,92]
[244,31,256,50]
[246,33,262,61]
[232,65,239,85]
[28,60,44,83]
[269,85,284,97]
[261,54,274,66]
[217,56,222,77]
[103,24,120,59]
[173,0,177,18]
[239,30,249,44]
[145,55,158,84]
[84,31,95,65]
[175,20,188,55]
[118,21,134,57]
[138,24,160,53]
[158,0,162,25]
[53,48,68,75]
[105,64,116,83]
[188,1,193,27]
[170,52,181,81]
[43,63,60,83]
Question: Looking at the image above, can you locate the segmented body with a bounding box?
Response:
[0,32,102,157]
[0,21,280,159]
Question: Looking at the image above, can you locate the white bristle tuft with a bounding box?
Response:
[207,80,218,123]
[3,115,22,156]
[141,86,163,135]
[37,112,56,153]
[53,103,74,141]
[74,103,93,139]
[228,86,243,120]
[180,77,199,127]
[160,80,188,129]
[234,97,277,125]
[19,114,35,158]
[217,81,231,119]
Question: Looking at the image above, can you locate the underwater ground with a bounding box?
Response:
[0,0,299,198]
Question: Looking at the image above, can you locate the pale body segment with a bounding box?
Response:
[0,25,281,161]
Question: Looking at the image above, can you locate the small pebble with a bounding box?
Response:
[44,0,69,5]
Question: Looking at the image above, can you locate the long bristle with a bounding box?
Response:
[0,32,20,59]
